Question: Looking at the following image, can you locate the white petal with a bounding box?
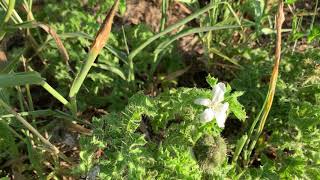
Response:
[194,98,212,107]
[214,102,229,128]
[212,82,226,103]
[199,108,215,123]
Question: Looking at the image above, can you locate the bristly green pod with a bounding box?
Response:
[193,135,227,174]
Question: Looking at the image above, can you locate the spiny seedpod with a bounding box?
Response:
[193,134,227,175]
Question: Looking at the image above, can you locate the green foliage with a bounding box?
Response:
[0,89,19,177]
[245,0,265,20]
[0,0,319,179]
[232,48,320,179]
[0,122,19,160]
[308,26,320,43]
[78,77,246,179]
[26,139,45,178]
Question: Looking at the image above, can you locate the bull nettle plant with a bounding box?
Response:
[77,75,246,179]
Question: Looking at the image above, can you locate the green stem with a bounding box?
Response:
[16,86,25,112]
[68,52,96,99]
[122,26,130,55]
[0,0,23,24]
[160,0,168,32]
[25,85,34,111]
[310,0,318,30]
[1,0,15,24]
[232,135,248,164]
[0,109,55,119]
[241,98,267,162]
[68,0,119,100]
[41,81,70,109]
[242,1,284,165]
[69,97,77,117]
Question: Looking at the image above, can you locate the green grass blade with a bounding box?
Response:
[0,0,16,40]
[0,72,70,108]
[0,71,43,88]
[208,47,241,67]
[3,20,35,29]
[128,3,217,61]
[0,0,22,24]
[232,134,248,164]
[92,63,126,80]
[67,1,120,116]
[0,0,15,25]
[160,0,169,31]
[127,3,222,81]
[0,109,55,119]
[220,2,243,28]
[41,82,70,106]
[154,25,244,66]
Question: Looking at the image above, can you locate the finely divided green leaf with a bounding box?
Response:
[227,91,247,121]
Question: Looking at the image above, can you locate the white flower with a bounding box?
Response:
[194,82,229,128]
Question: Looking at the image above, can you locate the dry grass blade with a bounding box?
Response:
[37,23,70,65]
[257,0,285,131]
[242,0,285,165]
[7,21,71,67]
[0,37,7,65]
[90,0,120,55]
[0,50,7,64]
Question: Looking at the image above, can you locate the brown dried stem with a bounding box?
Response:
[242,0,285,166]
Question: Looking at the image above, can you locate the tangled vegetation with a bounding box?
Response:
[0,0,319,179]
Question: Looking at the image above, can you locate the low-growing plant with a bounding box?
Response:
[77,75,246,179]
